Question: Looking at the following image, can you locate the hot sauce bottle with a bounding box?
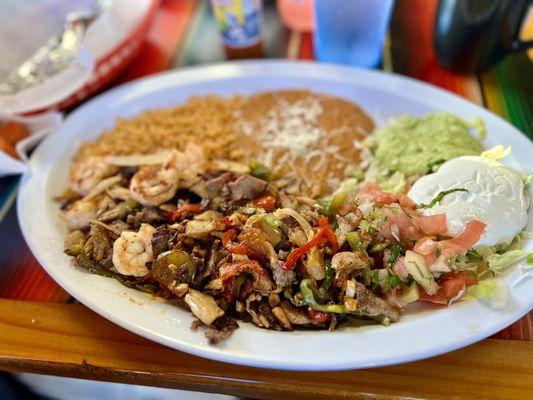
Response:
[210,0,264,59]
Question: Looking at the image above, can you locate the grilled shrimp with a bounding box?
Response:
[61,200,97,230]
[177,143,206,188]
[112,223,156,277]
[129,152,179,206]
[61,195,114,230]
[68,156,119,196]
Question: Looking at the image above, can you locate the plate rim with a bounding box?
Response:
[16,60,533,370]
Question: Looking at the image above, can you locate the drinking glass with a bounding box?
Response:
[313,0,395,68]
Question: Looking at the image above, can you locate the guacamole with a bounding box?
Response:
[374,113,484,177]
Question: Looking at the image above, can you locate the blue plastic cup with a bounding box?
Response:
[313,0,395,68]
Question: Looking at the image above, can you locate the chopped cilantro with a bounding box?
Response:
[372,270,380,286]
[387,274,401,289]
[387,245,404,268]
[359,220,377,233]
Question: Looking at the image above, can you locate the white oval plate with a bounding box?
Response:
[17,61,533,370]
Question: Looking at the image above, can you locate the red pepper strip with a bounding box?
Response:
[318,216,338,254]
[168,204,203,222]
[308,308,330,324]
[252,194,276,211]
[221,216,234,228]
[283,230,326,270]
[222,229,249,254]
[282,230,326,270]
[282,217,339,271]
[221,216,232,225]
[238,279,253,301]
[219,260,274,292]
[221,276,237,304]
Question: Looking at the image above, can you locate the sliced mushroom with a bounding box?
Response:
[331,251,369,279]
[184,289,224,325]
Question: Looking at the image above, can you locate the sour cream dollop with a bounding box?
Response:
[408,156,529,246]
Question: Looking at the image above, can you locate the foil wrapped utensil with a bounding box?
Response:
[0,10,98,96]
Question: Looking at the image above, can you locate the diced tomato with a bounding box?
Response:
[438,271,477,298]
[440,271,477,286]
[413,237,437,256]
[357,182,395,205]
[418,290,448,305]
[379,203,421,242]
[392,256,408,279]
[460,271,478,287]
[252,194,276,211]
[415,214,448,236]
[440,279,464,298]
[439,220,486,258]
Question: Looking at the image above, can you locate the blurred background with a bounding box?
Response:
[0,0,532,399]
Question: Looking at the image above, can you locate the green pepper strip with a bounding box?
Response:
[249,161,273,182]
[346,231,363,251]
[300,279,345,313]
[387,244,404,269]
[374,315,391,326]
[77,256,160,295]
[283,289,306,307]
[317,262,334,302]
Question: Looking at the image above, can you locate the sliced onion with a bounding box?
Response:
[88,219,123,235]
[83,175,122,201]
[106,186,131,200]
[211,159,249,174]
[105,152,170,166]
[273,208,314,240]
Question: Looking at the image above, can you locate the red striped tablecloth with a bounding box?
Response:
[0,0,531,341]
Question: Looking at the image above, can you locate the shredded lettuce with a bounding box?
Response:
[519,231,533,240]
[523,175,532,185]
[487,250,533,273]
[481,145,512,161]
[472,117,486,140]
[467,278,508,309]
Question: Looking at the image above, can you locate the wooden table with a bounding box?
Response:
[0,1,532,398]
[1,299,532,400]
